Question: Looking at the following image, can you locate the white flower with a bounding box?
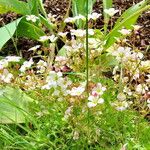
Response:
[119,28,131,35]
[48,13,56,22]
[87,95,104,108]
[70,29,86,37]
[112,46,132,62]
[88,12,101,20]
[37,60,47,68]
[39,36,51,42]
[64,17,76,23]
[135,84,148,94]
[104,8,119,17]
[37,60,47,73]
[5,56,21,62]
[117,93,126,101]
[92,83,106,96]
[0,59,8,70]
[28,45,41,51]
[123,87,132,96]
[64,106,73,119]
[58,32,68,38]
[73,131,79,140]
[115,101,129,111]
[88,29,95,35]
[26,15,39,22]
[19,58,34,72]
[68,86,85,96]
[75,14,86,21]
[49,35,58,43]
[112,101,129,111]
[0,69,13,83]
[132,25,142,31]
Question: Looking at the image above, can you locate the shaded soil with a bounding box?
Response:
[0,0,149,56]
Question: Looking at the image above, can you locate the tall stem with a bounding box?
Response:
[86,0,89,93]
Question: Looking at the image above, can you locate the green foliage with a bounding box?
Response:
[0,86,33,124]
[17,20,46,40]
[0,0,31,15]
[0,18,22,50]
[105,0,150,48]
[27,0,39,16]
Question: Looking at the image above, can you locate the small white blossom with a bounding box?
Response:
[49,35,58,42]
[132,25,142,31]
[123,87,132,96]
[70,29,86,37]
[119,28,131,35]
[135,84,148,94]
[112,101,129,111]
[88,12,101,20]
[117,93,126,101]
[0,59,9,70]
[73,131,79,140]
[64,17,76,23]
[19,58,34,72]
[75,14,86,21]
[88,95,104,108]
[39,36,51,42]
[28,45,41,51]
[0,69,13,83]
[58,32,68,38]
[104,8,119,17]
[5,56,21,62]
[48,13,56,22]
[68,86,85,96]
[26,15,39,22]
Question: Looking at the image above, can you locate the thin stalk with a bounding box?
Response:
[86,0,89,94]
[85,0,90,145]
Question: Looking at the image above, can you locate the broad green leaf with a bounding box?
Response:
[0,86,33,124]
[17,20,45,40]
[105,1,150,48]
[27,0,39,15]
[0,18,22,50]
[0,0,30,15]
[99,53,118,68]
[114,0,148,27]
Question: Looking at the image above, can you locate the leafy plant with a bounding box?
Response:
[0,0,54,50]
[105,0,150,48]
[0,86,33,123]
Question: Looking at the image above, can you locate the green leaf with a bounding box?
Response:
[39,15,56,31]
[0,18,22,50]
[37,0,47,18]
[0,0,30,15]
[0,86,33,124]
[27,0,39,15]
[105,1,150,48]
[58,46,67,57]
[17,20,45,40]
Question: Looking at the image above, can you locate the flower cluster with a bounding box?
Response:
[87,83,106,108]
